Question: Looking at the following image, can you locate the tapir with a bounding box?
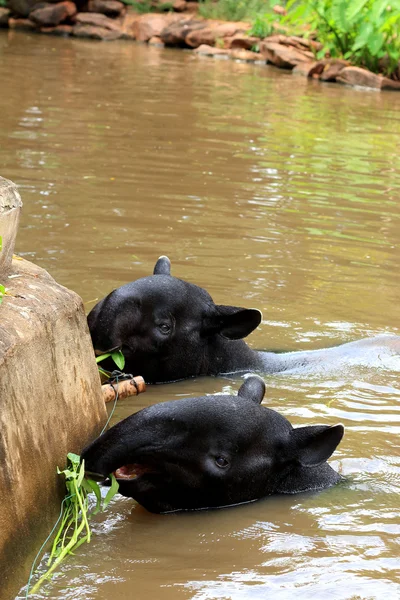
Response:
[88,256,400,383]
[82,376,344,513]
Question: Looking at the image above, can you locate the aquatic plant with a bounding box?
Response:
[249,0,400,77]
[27,454,119,596]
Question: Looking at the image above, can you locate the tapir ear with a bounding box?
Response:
[292,424,344,467]
[238,376,265,404]
[153,256,171,275]
[214,306,262,340]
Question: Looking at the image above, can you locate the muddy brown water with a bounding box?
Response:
[1,30,400,600]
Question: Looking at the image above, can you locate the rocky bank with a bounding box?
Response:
[1,1,399,90]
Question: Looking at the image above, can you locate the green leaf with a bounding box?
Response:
[68,453,81,467]
[96,352,111,363]
[111,350,125,371]
[367,31,384,55]
[103,473,119,508]
[346,0,369,23]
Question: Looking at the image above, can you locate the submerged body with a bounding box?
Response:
[88,256,400,383]
[82,377,344,513]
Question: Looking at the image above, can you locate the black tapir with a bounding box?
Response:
[82,377,344,513]
[88,256,400,384]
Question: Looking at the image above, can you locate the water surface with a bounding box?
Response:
[1,30,400,600]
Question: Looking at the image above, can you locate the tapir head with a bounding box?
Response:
[87,256,262,383]
[81,377,344,513]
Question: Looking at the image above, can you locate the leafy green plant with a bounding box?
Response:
[96,348,125,377]
[250,0,400,76]
[199,0,272,22]
[120,0,173,11]
[27,453,119,596]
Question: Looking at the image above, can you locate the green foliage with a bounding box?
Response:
[28,453,119,595]
[0,283,4,306]
[121,0,173,10]
[96,349,126,371]
[250,0,400,76]
[199,0,272,22]
[0,0,6,6]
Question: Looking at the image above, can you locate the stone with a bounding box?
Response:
[320,59,349,81]
[0,7,10,27]
[120,12,139,39]
[259,40,314,69]
[173,0,187,11]
[40,23,73,35]
[72,22,123,39]
[0,178,22,276]
[226,35,260,51]
[0,258,106,600]
[231,48,261,62]
[185,1,198,12]
[185,26,216,48]
[381,77,400,90]
[193,43,229,56]
[8,17,37,30]
[160,18,205,47]
[336,66,384,89]
[30,1,76,27]
[292,61,324,77]
[75,12,122,31]
[7,0,37,18]
[132,13,176,42]
[148,35,164,46]
[88,0,126,18]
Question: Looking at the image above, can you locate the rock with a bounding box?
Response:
[194,43,229,56]
[30,1,76,27]
[320,59,349,81]
[148,35,164,46]
[226,35,260,51]
[173,0,187,11]
[185,26,216,48]
[292,61,324,77]
[119,12,139,39]
[186,1,199,12]
[231,48,261,62]
[40,23,72,34]
[132,13,176,42]
[7,0,37,18]
[75,12,122,31]
[336,66,383,89]
[8,17,37,30]
[72,22,122,39]
[265,34,322,53]
[259,40,314,69]
[0,7,10,27]
[381,77,400,90]
[160,18,206,47]
[88,0,126,18]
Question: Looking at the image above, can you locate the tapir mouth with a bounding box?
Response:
[114,463,156,480]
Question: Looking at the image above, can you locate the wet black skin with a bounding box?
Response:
[81,377,344,514]
[88,256,400,384]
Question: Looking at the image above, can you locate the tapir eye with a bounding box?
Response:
[159,323,171,335]
[215,456,229,468]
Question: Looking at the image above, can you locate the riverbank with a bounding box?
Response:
[1,2,400,91]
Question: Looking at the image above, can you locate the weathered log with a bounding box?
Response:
[102,376,146,403]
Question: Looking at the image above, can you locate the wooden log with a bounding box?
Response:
[102,376,146,403]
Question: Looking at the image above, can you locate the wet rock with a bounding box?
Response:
[88,0,126,18]
[231,48,261,62]
[259,40,314,69]
[266,34,322,53]
[194,43,229,56]
[320,59,349,81]
[292,61,324,77]
[132,13,176,42]
[40,23,73,35]
[8,17,37,30]
[381,77,400,90]
[185,21,250,49]
[72,22,122,39]
[148,35,164,46]
[186,1,199,12]
[75,12,122,31]
[30,1,76,27]
[336,66,383,89]
[120,12,139,39]
[226,35,260,51]
[185,26,215,48]
[0,7,10,27]
[160,18,205,47]
[7,0,36,18]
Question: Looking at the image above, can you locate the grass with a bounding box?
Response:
[199,0,273,22]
